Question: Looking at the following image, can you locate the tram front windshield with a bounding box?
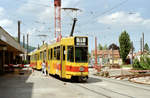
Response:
[75,47,88,62]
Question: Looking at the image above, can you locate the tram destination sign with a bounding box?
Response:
[75,37,88,46]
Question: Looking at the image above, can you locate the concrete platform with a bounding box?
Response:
[1,68,150,98]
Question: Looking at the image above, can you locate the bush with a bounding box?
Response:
[23,60,28,64]
[140,56,150,70]
[133,56,150,70]
[133,58,141,69]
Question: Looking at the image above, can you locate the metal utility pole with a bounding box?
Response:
[142,32,144,52]
[18,21,21,44]
[54,0,61,40]
[140,37,142,53]
[95,37,98,67]
[95,37,100,72]
[38,44,39,49]
[26,33,29,63]
[131,41,133,67]
[43,40,45,45]
[112,45,114,68]
[23,35,25,48]
[27,34,29,54]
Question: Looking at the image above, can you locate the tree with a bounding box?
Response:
[103,44,108,50]
[119,30,131,63]
[98,44,103,50]
[108,43,119,50]
[144,43,150,52]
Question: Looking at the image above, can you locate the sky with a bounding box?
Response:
[0,0,150,52]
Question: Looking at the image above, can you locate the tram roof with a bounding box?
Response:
[48,36,88,48]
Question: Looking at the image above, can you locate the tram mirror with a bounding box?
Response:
[64,50,66,54]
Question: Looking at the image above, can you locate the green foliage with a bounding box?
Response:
[103,44,108,50]
[23,60,28,64]
[133,58,141,69]
[144,43,150,52]
[140,56,150,70]
[98,44,103,50]
[119,30,131,63]
[98,44,108,50]
[133,56,150,70]
[13,36,36,52]
[108,43,119,50]
[88,52,91,57]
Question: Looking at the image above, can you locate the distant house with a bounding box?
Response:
[134,50,150,61]
[91,50,122,65]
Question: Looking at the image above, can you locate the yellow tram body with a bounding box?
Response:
[36,44,47,70]
[30,36,89,81]
[29,51,36,69]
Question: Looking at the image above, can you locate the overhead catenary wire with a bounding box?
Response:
[77,0,129,29]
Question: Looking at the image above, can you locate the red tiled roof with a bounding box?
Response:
[91,50,120,58]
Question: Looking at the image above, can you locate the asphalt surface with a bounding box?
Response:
[0,68,150,98]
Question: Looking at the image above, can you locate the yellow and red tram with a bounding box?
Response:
[30,36,89,81]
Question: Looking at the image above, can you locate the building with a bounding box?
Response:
[0,26,25,74]
[91,50,122,65]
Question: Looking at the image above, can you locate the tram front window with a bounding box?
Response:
[67,46,74,62]
[75,47,88,62]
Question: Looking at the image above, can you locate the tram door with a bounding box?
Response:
[61,46,66,78]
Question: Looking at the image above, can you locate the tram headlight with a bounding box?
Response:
[79,66,85,72]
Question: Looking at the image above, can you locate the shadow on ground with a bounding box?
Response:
[49,74,102,84]
[0,69,33,98]
[86,77,103,84]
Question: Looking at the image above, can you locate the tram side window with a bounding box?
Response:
[67,46,74,62]
[51,49,53,60]
[44,50,46,60]
[42,52,44,60]
[63,46,65,60]
[35,55,37,61]
[48,49,51,60]
[56,46,60,60]
[40,52,42,60]
[54,47,57,60]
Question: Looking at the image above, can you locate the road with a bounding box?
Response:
[0,68,150,98]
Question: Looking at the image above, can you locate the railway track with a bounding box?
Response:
[76,83,135,98]
[73,75,150,98]
[93,75,150,92]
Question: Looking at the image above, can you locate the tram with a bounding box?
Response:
[30,36,89,81]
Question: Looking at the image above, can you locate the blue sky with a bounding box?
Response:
[0,0,150,52]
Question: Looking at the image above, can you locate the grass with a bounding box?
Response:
[120,64,132,68]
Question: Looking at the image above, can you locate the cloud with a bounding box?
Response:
[97,11,150,27]
[0,7,13,27]
[62,0,81,7]
[0,19,13,27]
[38,7,54,21]
[18,0,49,16]
[18,0,82,20]
[0,7,5,17]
